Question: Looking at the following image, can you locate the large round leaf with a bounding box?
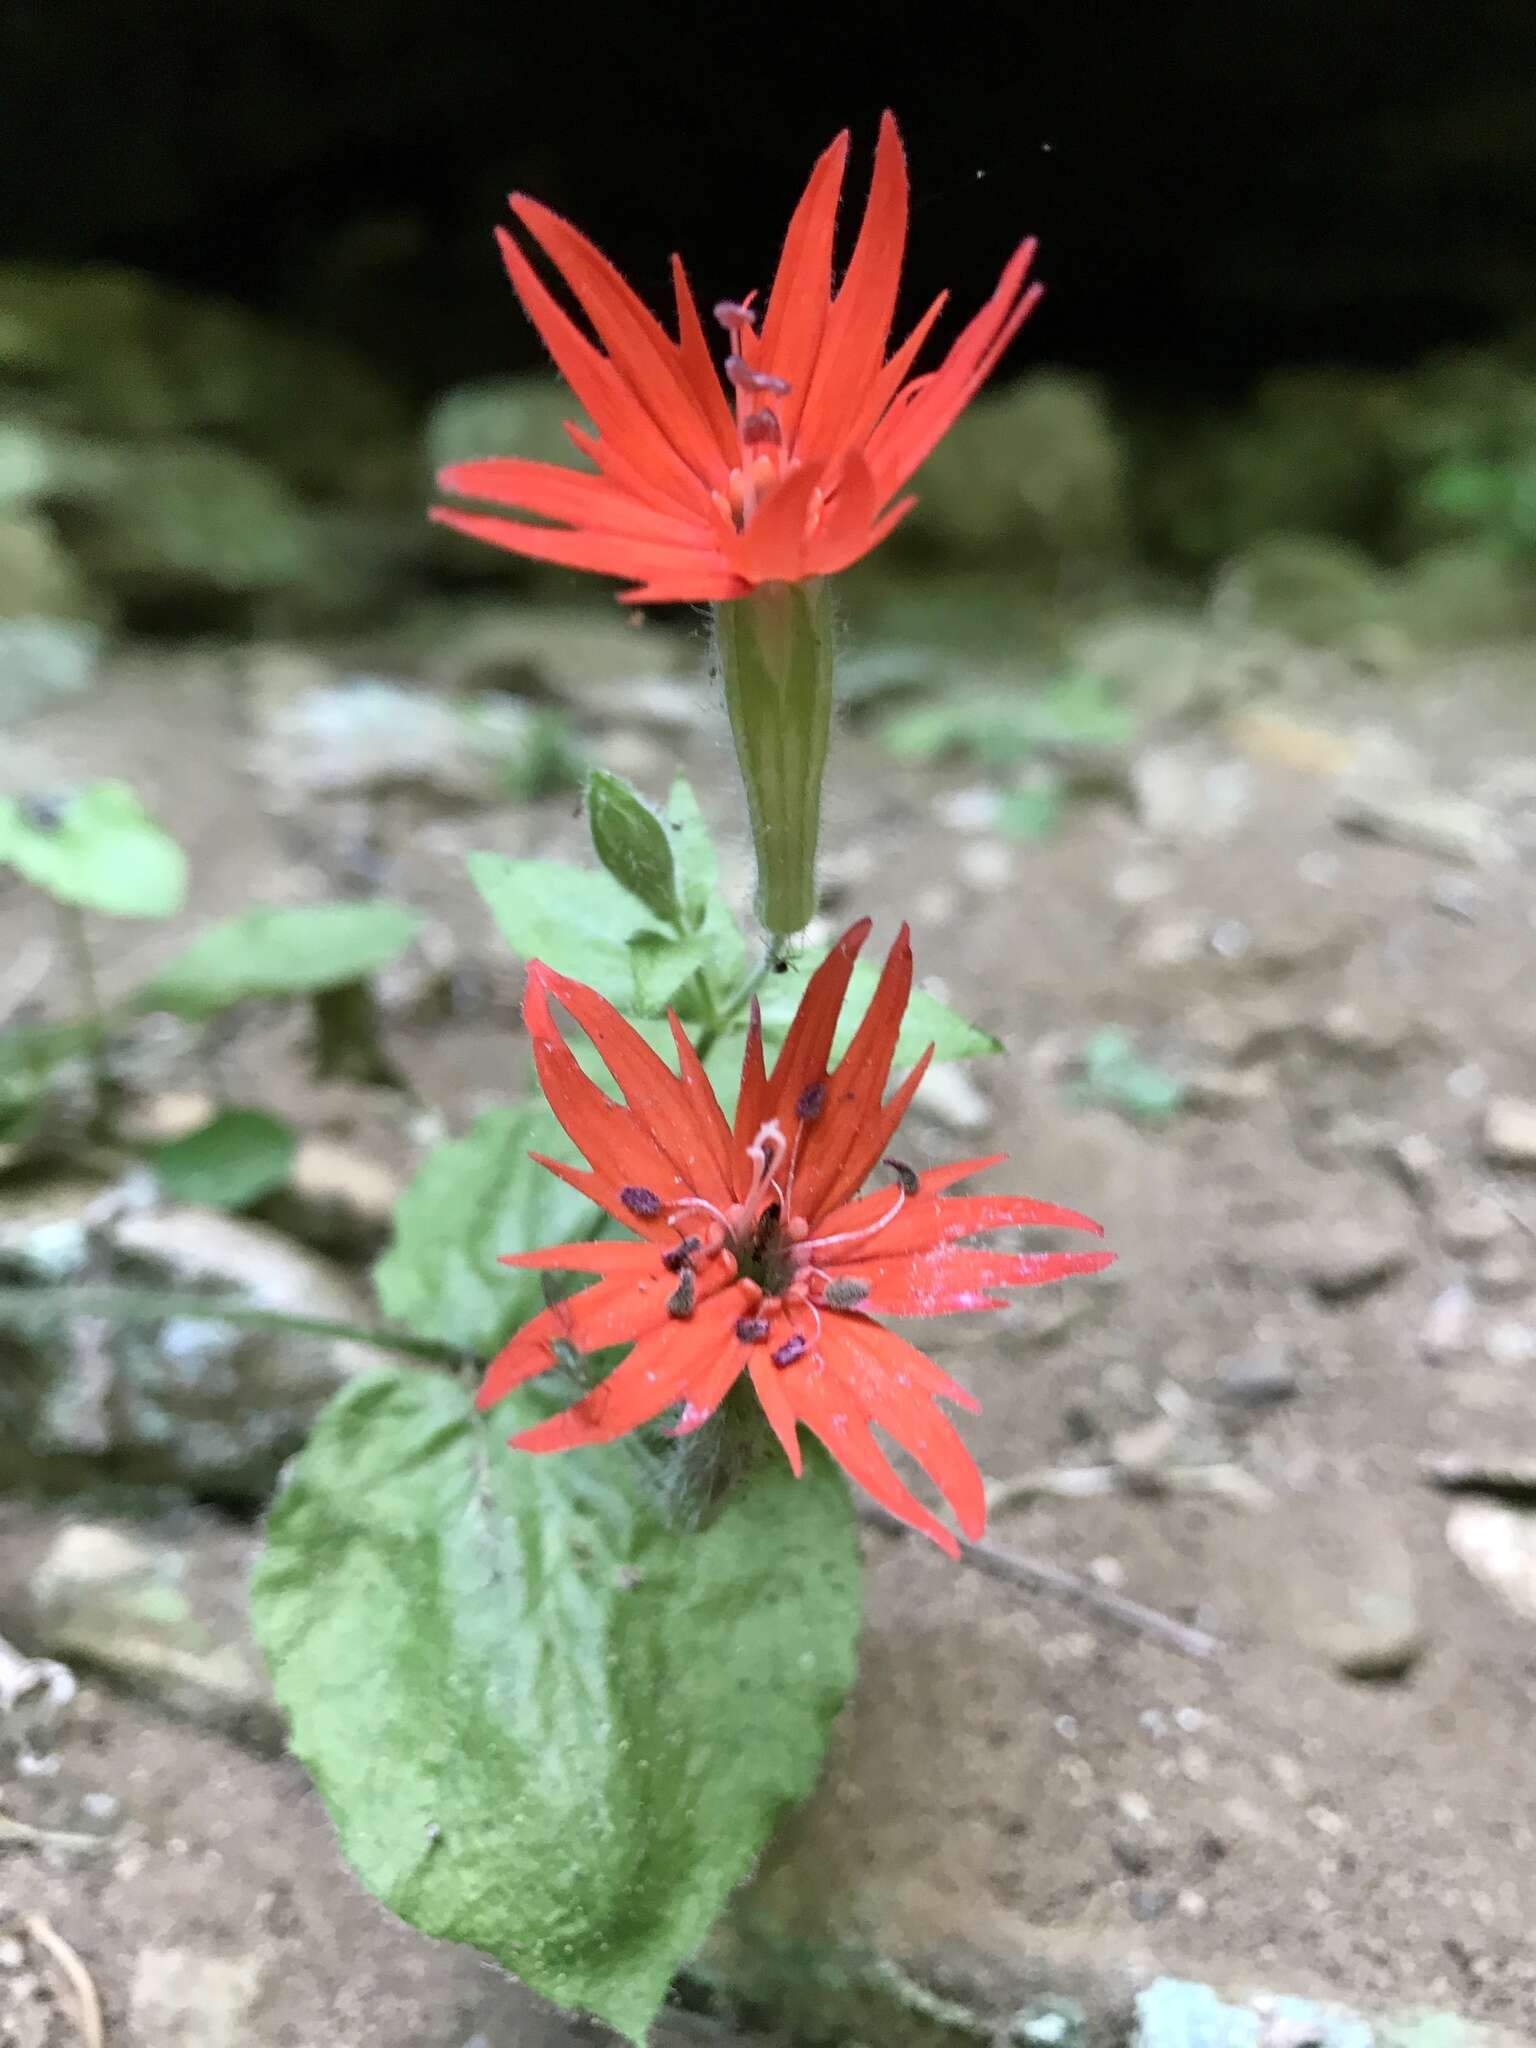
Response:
[251,1369,861,2044]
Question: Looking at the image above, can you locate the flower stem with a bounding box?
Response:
[713,577,834,943]
[58,902,107,1123]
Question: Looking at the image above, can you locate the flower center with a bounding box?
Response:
[712,299,797,529]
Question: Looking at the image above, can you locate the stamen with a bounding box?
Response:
[772,1333,808,1368]
[662,1234,702,1274]
[822,1276,871,1311]
[620,1185,661,1218]
[724,355,792,397]
[735,1315,771,1343]
[667,1268,697,1318]
[741,408,782,449]
[798,1183,908,1257]
[884,1157,920,1197]
[713,299,757,332]
[796,1080,827,1121]
[668,1195,731,1234]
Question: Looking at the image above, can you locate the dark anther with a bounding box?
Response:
[735,1315,771,1343]
[724,354,792,397]
[884,1157,920,1196]
[758,1137,778,1170]
[662,1234,702,1273]
[620,1185,661,1218]
[822,1277,871,1311]
[796,1080,827,1121]
[772,1333,808,1368]
[751,1201,782,1257]
[667,1269,697,1318]
[713,299,756,330]
[741,408,782,448]
[19,793,67,832]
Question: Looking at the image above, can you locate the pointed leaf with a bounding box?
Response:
[757,958,1000,1064]
[149,1108,296,1210]
[374,1105,598,1355]
[0,782,185,918]
[588,771,680,926]
[664,778,716,928]
[468,853,650,1007]
[251,1369,861,2044]
[138,903,421,1017]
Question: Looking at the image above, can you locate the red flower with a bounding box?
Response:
[480,921,1112,1556]
[433,112,1042,605]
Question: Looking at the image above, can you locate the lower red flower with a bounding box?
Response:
[480,920,1114,1555]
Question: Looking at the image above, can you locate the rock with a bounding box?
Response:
[1303,1225,1411,1302]
[0,1176,376,1501]
[1420,1282,1476,1363]
[1131,744,1254,842]
[1394,543,1536,644]
[0,265,415,503]
[0,512,107,624]
[426,373,583,478]
[1436,1190,1511,1252]
[1470,1245,1528,1301]
[0,615,103,723]
[1311,1001,1408,1065]
[253,676,559,804]
[415,599,686,703]
[1384,1130,1442,1197]
[1215,1347,1299,1408]
[1184,1067,1273,1116]
[1336,784,1513,867]
[1422,1451,1536,1498]
[1137,367,1399,567]
[1215,534,1395,646]
[1482,1096,1536,1169]
[913,1063,992,1134]
[1294,1506,1424,1680]
[1069,614,1296,725]
[129,1945,265,2048]
[255,1136,405,1259]
[63,441,313,618]
[1446,1500,1536,1625]
[24,1515,281,1747]
[905,371,1129,572]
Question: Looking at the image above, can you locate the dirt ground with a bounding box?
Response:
[3,628,1536,2043]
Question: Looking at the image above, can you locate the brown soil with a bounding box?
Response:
[3,635,1536,2041]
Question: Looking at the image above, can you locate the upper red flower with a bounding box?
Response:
[432,112,1042,605]
[479,921,1112,1556]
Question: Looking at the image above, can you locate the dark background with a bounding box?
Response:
[6,0,1535,400]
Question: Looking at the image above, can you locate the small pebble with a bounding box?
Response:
[1471,1246,1528,1302]
[1420,1282,1476,1363]
[1217,1347,1299,1408]
[1437,1191,1511,1254]
[1483,1097,1536,1170]
[1305,1227,1411,1302]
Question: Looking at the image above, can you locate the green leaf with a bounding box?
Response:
[468,853,651,1007]
[1074,1028,1184,1123]
[139,903,421,1018]
[587,771,680,927]
[881,672,1134,768]
[374,1105,598,1356]
[757,958,1001,1065]
[664,778,715,928]
[998,775,1065,842]
[149,1108,297,1210]
[0,782,186,919]
[251,1369,860,2045]
[627,930,707,1017]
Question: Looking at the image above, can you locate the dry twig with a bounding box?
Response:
[857,1505,1222,1662]
[22,1914,105,2048]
